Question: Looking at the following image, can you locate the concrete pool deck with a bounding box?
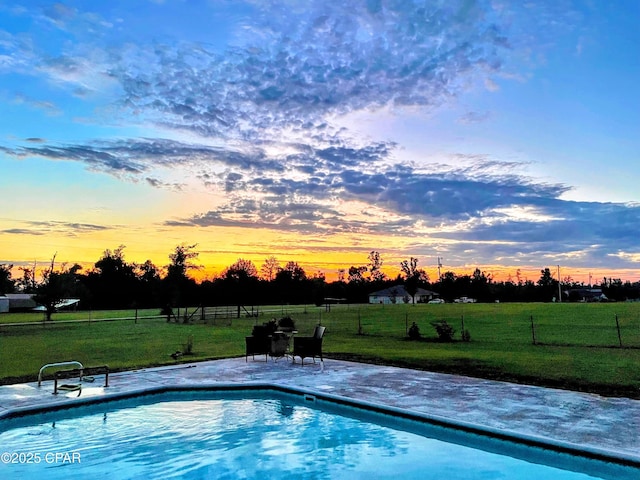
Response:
[1,357,639,461]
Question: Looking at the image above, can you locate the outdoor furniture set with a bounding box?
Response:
[245,318,325,365]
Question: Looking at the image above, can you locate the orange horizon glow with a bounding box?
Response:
[2,219,638,286]
[6,255,639,287]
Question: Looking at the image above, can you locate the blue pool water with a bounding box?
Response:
[0,390,636,480]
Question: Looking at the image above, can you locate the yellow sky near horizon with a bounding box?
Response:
[2,219,637,286]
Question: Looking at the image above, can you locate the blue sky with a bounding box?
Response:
[0,0,639,281]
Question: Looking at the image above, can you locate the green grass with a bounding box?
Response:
[1,302,639,398]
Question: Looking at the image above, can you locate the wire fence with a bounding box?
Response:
[2,302,639,349]
[273,303,640,349]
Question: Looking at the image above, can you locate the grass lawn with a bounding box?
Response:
[1,302,639,398]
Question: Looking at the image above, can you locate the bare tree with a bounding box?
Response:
[17,265,37,293]
[367,251,386,282]
[348,265,367,283]
[260,256,280,281]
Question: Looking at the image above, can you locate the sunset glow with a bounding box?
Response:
[1,1,639,285]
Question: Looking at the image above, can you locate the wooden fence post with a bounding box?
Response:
[615,314,623,348]
[530,315,537,345]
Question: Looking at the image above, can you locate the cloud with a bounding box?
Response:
[417,201,640,268]
[2,1,637,270]
[2,138,270,179]
[1,228,46,236]
[484,78,500,91]
[104,0,513,142]
[8,130,639,271]
[13,94,62,116]
[458,111,491,124]
[1,220,110,237]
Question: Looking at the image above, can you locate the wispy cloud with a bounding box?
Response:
[12,94,62,116]
[1,220,110,237]
[458,111,491,124]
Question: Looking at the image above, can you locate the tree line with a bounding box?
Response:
[1,246,639,318]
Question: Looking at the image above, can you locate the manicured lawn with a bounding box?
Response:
[1,302,639,397]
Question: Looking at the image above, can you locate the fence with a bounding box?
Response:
[1,302,638,349]
[275,303,640,349]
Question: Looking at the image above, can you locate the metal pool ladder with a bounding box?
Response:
[37,361,84,387]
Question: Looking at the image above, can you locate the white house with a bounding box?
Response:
[0,296,9,313]
[368,286,439,304]
[4,293,37,311]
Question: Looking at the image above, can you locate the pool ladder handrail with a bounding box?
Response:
[38,361,84,387]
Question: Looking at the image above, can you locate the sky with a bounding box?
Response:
[0,0,639,284]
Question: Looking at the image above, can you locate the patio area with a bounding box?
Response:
[1,357,638,462]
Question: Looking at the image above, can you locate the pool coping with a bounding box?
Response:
[2,381,639,471]
[2,357,639,472]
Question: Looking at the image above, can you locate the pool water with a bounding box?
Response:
[0,391,635,480]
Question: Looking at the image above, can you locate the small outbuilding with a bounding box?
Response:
[368,286,439,304]
[567,288,608,302]
[5,293,37,311]
[0,296,9,313]
[32,298,80,312]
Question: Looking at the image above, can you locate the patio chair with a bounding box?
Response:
[245,335,271,362]
[292,325,326,365]
[246,322,277,362]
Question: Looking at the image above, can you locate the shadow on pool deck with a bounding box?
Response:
[1,357,638,460]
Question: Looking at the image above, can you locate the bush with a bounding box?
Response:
[277,316,296,331]
[430,320,456,342]
[408,322,421,340]
[251,319,277,337]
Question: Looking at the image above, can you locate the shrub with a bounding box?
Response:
[277,316,296,331]
[430,320,456,342]
[408,322,421,340]
[252,319,277,337]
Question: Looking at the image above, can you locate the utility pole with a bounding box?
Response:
[557,264,562,302]
[437,257,443,280]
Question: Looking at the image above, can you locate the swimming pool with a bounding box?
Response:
[0,387,637,479]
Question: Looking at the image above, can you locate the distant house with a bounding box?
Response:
[368,286,439,304]
[32,298,80,312]
[567,288,607,302]
[4,293,37,311]
[0,296,9,313]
